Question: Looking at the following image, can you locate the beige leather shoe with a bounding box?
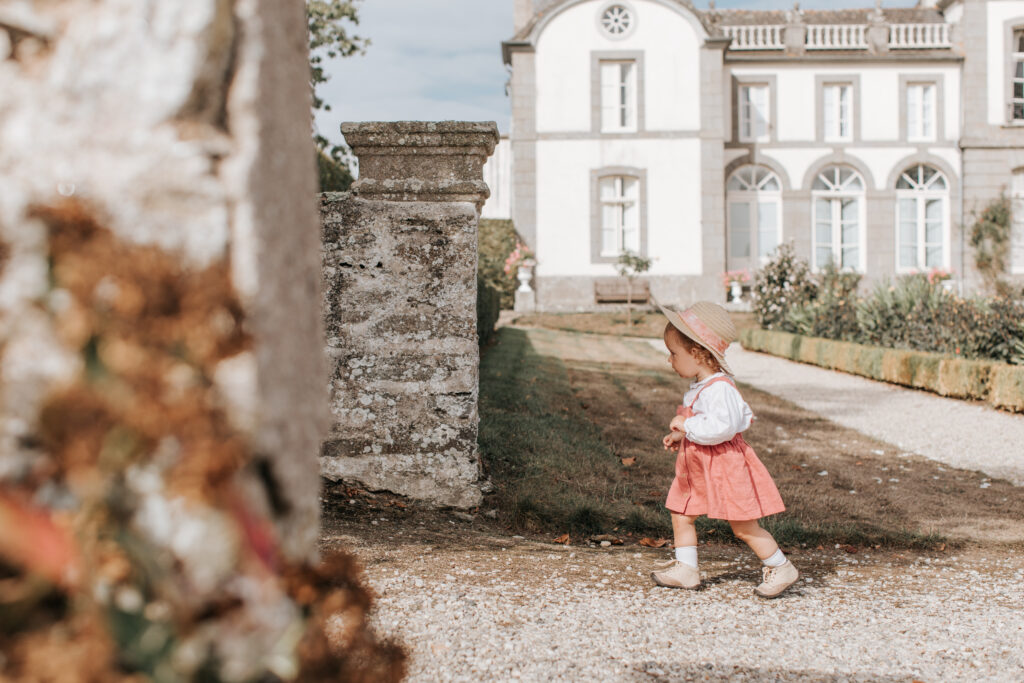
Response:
[753,560,799,599]
[650,560,701,589]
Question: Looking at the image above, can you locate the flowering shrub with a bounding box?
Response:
[721,269,751,288]
[786,262,862,341]
[927,267,952,285]
[503,241,535,278]
[858,276,1024,364]
[752,245,1024,365]
[750,242,817,330]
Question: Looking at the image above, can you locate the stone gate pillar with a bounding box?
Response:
[320,121,498,509]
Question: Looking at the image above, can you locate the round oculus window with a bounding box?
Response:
[600,4,633,37]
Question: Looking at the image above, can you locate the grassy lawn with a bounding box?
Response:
[479,326,1024,551]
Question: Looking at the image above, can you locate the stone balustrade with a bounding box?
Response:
[722,25,785,50]
[725,22,951,52]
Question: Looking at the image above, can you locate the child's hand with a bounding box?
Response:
[669,415,688,433]
[663,431,683,450]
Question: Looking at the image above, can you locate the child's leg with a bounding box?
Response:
[671,513,700,568]
[671,513,699,548]
[651,513,702,588]
[728,519,783,563]
[731,519,798,598]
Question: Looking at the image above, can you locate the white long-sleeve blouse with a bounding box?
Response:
[681,373,754,446]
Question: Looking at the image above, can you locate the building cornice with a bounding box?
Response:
[502,40,533,65]
[724,51,963,64]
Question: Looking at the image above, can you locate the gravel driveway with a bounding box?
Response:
[334,527,1024,682]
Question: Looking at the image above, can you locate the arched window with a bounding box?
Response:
[895,164,948,271]
[726,165,782,267]
[812,165,865,271]
[1012,169,1024,274]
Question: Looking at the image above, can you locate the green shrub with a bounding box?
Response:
[854,275,1024,365]
[477,274,501,346]
[317,150,353,192]
[478,219,520,310]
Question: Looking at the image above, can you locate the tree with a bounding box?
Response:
[616,250,652,327]
[307,0,369,180]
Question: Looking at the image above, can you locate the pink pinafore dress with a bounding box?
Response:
[665,376,785,522]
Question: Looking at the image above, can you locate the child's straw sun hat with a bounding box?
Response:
[654,297,737,376]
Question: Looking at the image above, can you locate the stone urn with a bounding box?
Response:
[517,258,536,293]
[729,280,743,302]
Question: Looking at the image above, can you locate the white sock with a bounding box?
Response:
[674,546,698,569]
[763,549,786,568]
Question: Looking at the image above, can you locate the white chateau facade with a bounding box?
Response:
[491,0,1024,309]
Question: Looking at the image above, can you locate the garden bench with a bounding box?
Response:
[593,279,650,304]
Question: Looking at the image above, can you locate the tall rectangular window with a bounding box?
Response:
[1013,30,1024,121]
[600,176,640,256]
[907,83,936,141]
[739,84,770,142]
[600,61,636,132]
[823,84,852,142]
[814,197,861,269]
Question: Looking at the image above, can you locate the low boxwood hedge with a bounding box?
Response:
[739,328,1024,413]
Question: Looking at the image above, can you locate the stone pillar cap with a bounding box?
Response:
[342,121,499,207]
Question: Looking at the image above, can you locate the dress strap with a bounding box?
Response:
[686,375,737,408]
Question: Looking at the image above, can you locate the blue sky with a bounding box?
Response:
[314,0,920,147]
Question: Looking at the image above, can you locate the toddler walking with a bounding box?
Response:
[650,300,798,598]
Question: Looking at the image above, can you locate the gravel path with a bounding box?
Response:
[646,340,1024,486]
[345,533,1024,682]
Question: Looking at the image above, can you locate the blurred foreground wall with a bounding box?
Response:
[0,0,325,557]
[0,2,404,680]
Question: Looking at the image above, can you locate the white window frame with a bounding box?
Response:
[811,166,866,272]
[739,84,771,143]
[600,60,637,133]
[726,165,783,266]
[599,175,640,257]
[823,83,853,142]
[906,83,937,142]
[894,165,949,273]
[1013,30,1024,122]
[1012,170,1024,274]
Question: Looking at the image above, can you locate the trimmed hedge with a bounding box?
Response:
[739,327,1024,413]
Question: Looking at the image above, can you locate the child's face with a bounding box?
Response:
[664,330,704,380]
